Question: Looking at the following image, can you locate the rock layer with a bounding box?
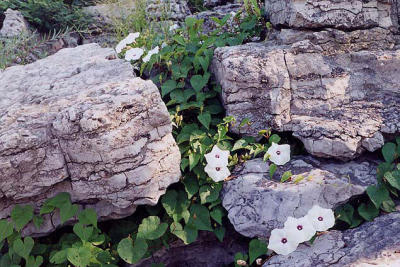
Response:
[264,211,400,266]
[221,157,377,238]
[0,9,30,37]
[0,44,181,235]
[212,41,400,159]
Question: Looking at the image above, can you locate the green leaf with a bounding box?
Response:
[117,238,148,264]
[67,246,91,267]
[161,80,177,97]
[11,204,34,231]
[40,192,71,215]
[189,152,201,171]
[190,73,210,92]
[269,164,277,179]
[199,184,222,204]
[78,208,98,228]
[234,252,248,267]
[210,207,225,225]
[183,175,199,199]
[198,112,211,130]
[161,190,190,223]
[280,171,293,183]
[214,226,225,242]
[382,142,397,163]
[336,204,354,225]
[381,199,396,212]
[26,255,43,267]
[73,223,93,242]
[170,222,198,245]
[384,171,400,190]
[60,203,79,224]
[358,202,379,221]
[367,185,390,208]
[0,220,14,242]
[232,139,247,151]
[13,237,34,260]
[188,204,212,231]
[269,134,281,145]
[249,239,268,265]
[32,215,44,230]
[50,250,68,264]
[137,216,168,240]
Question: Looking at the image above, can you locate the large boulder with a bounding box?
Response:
[221,157,377,238]
[265,0,398,31]
[264,211,400,266]
[0,9,30,37]
[0,43,181,235]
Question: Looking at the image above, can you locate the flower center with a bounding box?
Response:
[318,216,324,221]
[215,167,221,171]
[281,238,287,244]
[297,225,303,231]
[215,154,220,158]
[276,151,281,155]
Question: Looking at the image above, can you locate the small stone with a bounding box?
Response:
[0,9,30,37]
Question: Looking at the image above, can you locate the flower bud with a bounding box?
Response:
[236,259,247,266]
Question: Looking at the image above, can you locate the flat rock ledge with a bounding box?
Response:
[221,157,377,238]
[0,43,181,236]
[264,211,400,267]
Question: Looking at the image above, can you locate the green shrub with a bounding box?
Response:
[0,0,91,32]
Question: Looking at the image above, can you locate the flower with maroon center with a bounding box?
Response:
[268,228,299,255]
[204,164,230,182]
[204,145,230,167]
[266,142,291,166]
[284,216,316,243]
[306,205,335,232]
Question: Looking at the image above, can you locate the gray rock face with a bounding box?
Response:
[264,211,400,266]
[265,0,398,31]
[0,9,30,37]
[221,157,377,238]
[212,42,400,159]
[0,43,181,236]
[84,0,191,25]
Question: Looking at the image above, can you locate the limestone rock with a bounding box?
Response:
[265,0,398,31]
[84,0,191,25]
[221,157,377,238]
[0,9,30,37]
[212,42,400,159]
[264,211,400,266]
[0,43,181,236]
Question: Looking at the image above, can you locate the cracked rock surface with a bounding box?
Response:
[0,43,181,236]
[264,211,400,266]
[221,157,377,238]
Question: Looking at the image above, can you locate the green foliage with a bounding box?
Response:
[336,139,400,228]
[248,239,268,265]
[0,0,91,32]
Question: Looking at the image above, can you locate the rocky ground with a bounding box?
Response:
[1,0,400,266]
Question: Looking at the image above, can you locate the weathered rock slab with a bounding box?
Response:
[264,211,400,266]
[0,9,30,37]
[265,0,399,31]
[0,43,181,235]
[221,157,377,238]
[212,43,400,159]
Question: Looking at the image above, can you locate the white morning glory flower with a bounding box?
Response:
[169,24,180,31]
[284,216,316,244]
[115,32,140,53]
[143,46,160,63]
[306,205,335,231]
[268,228,299,255]
[124,48,144,61]
[204,164,230,182]
[267,143,291,166]
[204,145,229,167]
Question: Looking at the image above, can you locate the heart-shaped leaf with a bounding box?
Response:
[161,190,190,223]
[78,208,98,228]
[249,239,268,264]
[67,246,91,267]
[0,220,14,242]
[73,223,93,241]
[367,185,390,209]
[11,205,34,231]
[117,237,148,264]
[60,203,78,224]
[188,204,212,231]
[358,202,379,221]
[137,216,168,240]
[170,222,198,244]
[13,237,34,260]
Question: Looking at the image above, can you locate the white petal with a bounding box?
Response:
[161,42,168,48]
[204,145,229,167]
[124,48,144,61]
[123,32,140,44]
[115,40,127,54]
[169,24,179,31]
[267,143,291,166]
[142,54,151,63]
[284,216,316,243]
[204,164,230,182]
[307,205,335,231]
[268,228,299,256]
